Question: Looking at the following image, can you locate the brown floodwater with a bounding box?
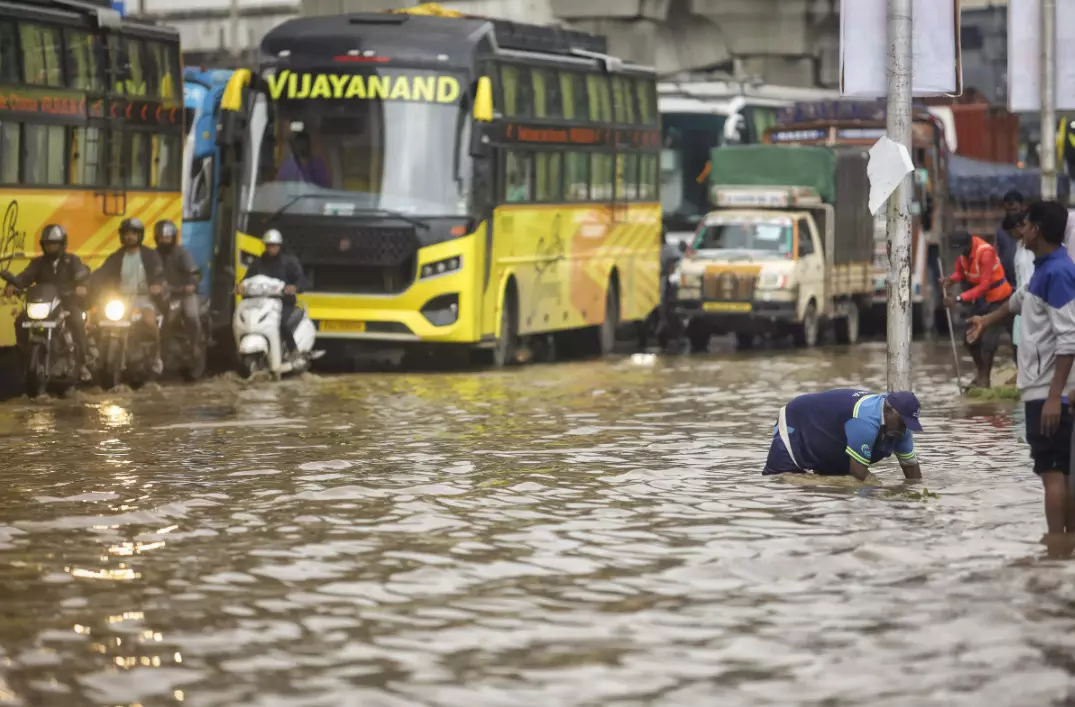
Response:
[0,341,1071,706]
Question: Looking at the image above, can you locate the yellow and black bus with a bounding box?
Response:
[217,4,660,365]
[0,0,182,350]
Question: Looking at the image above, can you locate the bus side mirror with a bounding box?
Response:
[469,124,490,160]
[473,76,494,123]
[678,240,687,253]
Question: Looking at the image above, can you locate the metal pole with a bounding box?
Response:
[886,0,913,392]
[1042,0,1058,200]
[229,0,240,60]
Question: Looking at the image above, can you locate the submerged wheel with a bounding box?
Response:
[794,302,820,348]
[238,353,263,379]
[735,331,755,351]
[100,338,123,390]
[599,282,620,356]
[834,300,860,345]
[688,322,711,354]
[492,287,519,368]
[25,344,47,398]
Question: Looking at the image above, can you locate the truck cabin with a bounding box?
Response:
[694,186,828,262]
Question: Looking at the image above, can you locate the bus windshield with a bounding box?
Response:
[661,112,726,231]
[243,71,471,218]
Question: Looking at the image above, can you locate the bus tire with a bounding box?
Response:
[599,279,620,356]
[493,284,519,367]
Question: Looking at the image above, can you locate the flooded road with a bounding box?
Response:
[0,341,1072,706]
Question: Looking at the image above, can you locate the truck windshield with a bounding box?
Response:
[693,221,792,254]
[242,69,471,218]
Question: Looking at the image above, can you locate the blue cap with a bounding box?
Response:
[887,391,922,432]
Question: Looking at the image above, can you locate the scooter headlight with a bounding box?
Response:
[104,300,125,322]
[26,302,51,320]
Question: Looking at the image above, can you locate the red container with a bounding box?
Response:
[949,104,1020,164]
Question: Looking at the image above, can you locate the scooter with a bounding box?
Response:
[233,275,321,379]
[1,275,82,397]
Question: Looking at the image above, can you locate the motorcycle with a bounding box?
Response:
[233,275,321,379]
[160,292,208,381]
[1,275,82,397]
[91,294,162,390]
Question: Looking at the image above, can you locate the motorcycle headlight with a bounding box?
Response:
[26,302,52,320]
[104,300,125,322]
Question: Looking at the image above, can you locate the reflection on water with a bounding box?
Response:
[0,342,1074,706]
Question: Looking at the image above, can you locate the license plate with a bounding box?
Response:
[320,320,366,333]
[703,301,752,313]
[99,320,131,328]
[22,321,56,328]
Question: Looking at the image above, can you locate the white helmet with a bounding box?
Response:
[262,229,284,246]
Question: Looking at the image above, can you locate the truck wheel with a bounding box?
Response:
[794,302,819,348]
[834,300,860,345]
[688,322,711,354]
[735,332,755,350]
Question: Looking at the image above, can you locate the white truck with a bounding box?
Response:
[672,144,874,351]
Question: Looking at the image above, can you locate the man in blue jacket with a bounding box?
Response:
[969,200,1075,536]
[763,388,924,483]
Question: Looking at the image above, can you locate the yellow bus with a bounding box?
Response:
[0,0,183,349]
[217,4,660,366]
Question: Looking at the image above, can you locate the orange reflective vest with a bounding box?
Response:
[955,235,1012,303]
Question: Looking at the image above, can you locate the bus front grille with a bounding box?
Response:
[262,219,420,295]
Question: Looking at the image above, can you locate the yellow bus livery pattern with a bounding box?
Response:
[0,190,183,348]
[235,201,660,345]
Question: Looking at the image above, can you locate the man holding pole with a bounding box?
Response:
[939,230,1013,388]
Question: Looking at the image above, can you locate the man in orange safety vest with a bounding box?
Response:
[940,230,1013,388]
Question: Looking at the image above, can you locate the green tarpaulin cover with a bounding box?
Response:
[710,145,837,204]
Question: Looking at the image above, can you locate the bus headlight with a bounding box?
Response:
[420,256,462,279]
[104,300,126,322]
[26,302,52,320]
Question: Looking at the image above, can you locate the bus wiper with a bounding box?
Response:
[358,209,430,231]
[260,193,321,230]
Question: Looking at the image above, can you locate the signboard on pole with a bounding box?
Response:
[1009,0,1075,112]
[840,0,963,98]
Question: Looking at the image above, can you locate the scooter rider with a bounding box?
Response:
[3,225,92,380]
[153,220,202,348]
[92,217,166,372]
[240,229,307,358]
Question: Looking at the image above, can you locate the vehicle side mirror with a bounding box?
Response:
[678,241,687,253]
[469,123,490,160]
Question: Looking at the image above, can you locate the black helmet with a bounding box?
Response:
[949,230,972,252]
[154,220,178,246]
[39,224,67,248]
[119,217,145,244]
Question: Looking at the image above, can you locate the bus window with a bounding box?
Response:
[500,64,532,118]
[536,151,562,202]
[590,153,613,201]
[613,77,635,124]
[621,153,639,200]
[0,123,18,184]
[0,22,18,84]
[146,42,178,99]
[67,126,101,186]
[638,154,657,200]
[559,71,586,121]
[65,30,103,91]
[24,124,66,185]
[587,75,611,123]
[636,79,656,126]
[125,38,147,96]
[152,134,180,190]
[129,132,149,187]
[107,130,124,187]
[20,24,63,87]
[532,69,547,119]
[161,45,179,100]
[564,151,588,201]
[504,151,532,202]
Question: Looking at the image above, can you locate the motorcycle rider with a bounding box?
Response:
[153,220,202,349]
[3,225,92,380]
[240,229,308,359]
[92,217,166,373]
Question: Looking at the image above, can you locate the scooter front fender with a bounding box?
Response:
[238,335,269,355]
